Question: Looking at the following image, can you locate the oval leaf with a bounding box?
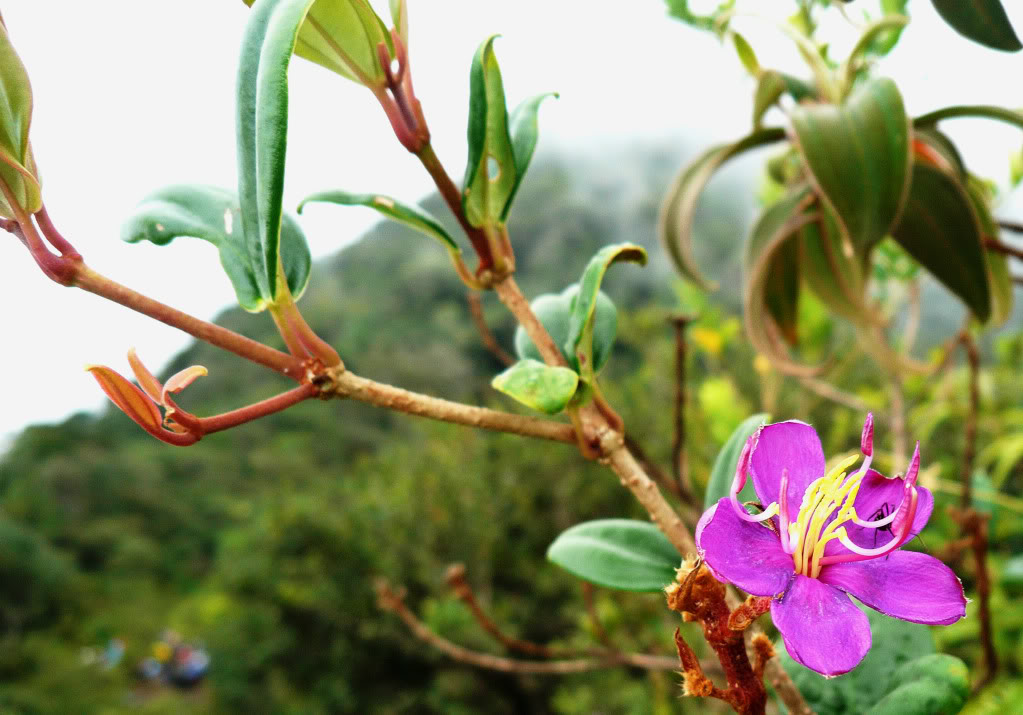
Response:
[743,188,822,376]
[502,92,557,221]
[890,163,991,322]
[931,0,1021,52]
[514,285,617,374]
[122,184,311,312]
[546,519,680,592]
[0,19,40,219]
[491,359,579,415]
[462,36,517,228]
[704,413,768,508]
[791,77,911,257]
[659,127,786,288]
[237,0,317,307]
[565,243,646,382]
[862,654,970,715]
[798,203,867,322]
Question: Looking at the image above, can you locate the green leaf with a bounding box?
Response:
[777,604,935,715]
[0,19,40,219]
[703,413,768,508]
[121,185,311,312]
[546,519,679,592]
[237,0,318,307]
[491,359,579,415]
[659,127,786,288]
[965,176,1013,325]
[931,0,1021,52]
[462,36,517,228]
[743,188,821,376]
[389,0,407,46]
[243,0,392,85]
[502,92,557,221]
[298,190,458,251]
[862,654,969,715]
[565,244,647,382]
[890,163,991,322]
[790,77,911,257]
[843,14,909,74]
[914,105,1023,131]
[753,71,786,128]
[664,0,735,35]
[798,203,868,322]
[732,32,760,75]
[514,285,618,374]
[763,233,800,346]
[914,127,967,178]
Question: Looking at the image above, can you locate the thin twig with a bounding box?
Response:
[581,582,616,651]
[669,315,697,502]
[375,580,680,674]
[962,334,980,509]
[493,276,567,368]
[325,368,576,444]
[466,292,514,366]
[997,219,1023,235]
[985,236,1023,261]
[889,373,907,470]
[797,377,868,412]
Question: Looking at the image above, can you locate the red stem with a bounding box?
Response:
[198,382,318,434]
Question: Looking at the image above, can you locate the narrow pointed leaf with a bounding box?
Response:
[704,413,769,508]
[122,184,311,312]
[566,244,646,381]
[732,32,759,75]
[462,36,517,228]
[127,348,164,403]
[491,359,579,415]
[0,20,40,219]
[237,0,316,307]
[890,163,991,321]
[514,285,618,374]
[966,176,1012,324]
[163,366,208,398]
[659,127,786,288]
[753,71,786,128]
[763,235,800,346]
[931,0,1021,52]
[790,77,911,257]
[914,104,1023,131]
[86,365,164,437]
[547,519,680,592]
[299,190,459,251]
[390,0,408,46]
[501,92,557,221]
[744,188,822,376]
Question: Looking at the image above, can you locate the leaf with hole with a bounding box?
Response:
[659,127,786,288]
[122,184,311,312]
[491,359,578,415]
[546,519,679,592]
[890,163,991,322]
[703,413,768,508]
[566,243,646,382]
[514,285,618,375]
[791,76,911,258]
[0,19,40,219]
[931,0,1021,52]
[462,36,517,228]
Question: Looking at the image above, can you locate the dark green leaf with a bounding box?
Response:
[122,185,311,312]
[763,235,800,346]
[491,359,579,415]
[931,0,1021,52]
[237,0,316,307]
[298,190,459,251]
[778,605,935,715]
[514,285,617,374]
[659,127,786,288]
[462,36,517,228]
[743,188,821,376]
[546,519,679,592]
[565,243,646,382]
[798,203,867,322]
[914,127,967,178]
[891,163,991,322]
[862,654,969,715]
[704,413,768,508]
[502,92,557,221]
[965,176,1013,324]
[791,77,911,257]
[0,19,40,219]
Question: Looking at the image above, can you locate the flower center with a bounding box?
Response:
[785,455,861,578]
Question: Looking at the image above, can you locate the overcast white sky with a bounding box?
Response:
[1,1,1021,444]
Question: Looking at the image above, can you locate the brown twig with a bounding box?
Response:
[997,219,1023,235]
[797,377,869,412]
[466,291,514,366]
[493,276,567,367]
[581,582,616,651]
[375,580,680,674]
[985,236,1023,261]
[669,315,697,502]
[325,367,576,444]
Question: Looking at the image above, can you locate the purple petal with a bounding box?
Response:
[750,421,826,508]
[696,498,794,597]
[827,470,933,555]
[819,550,966,626]
[771,574,871,676]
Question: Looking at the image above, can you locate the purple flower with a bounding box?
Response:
[696,415,966,677]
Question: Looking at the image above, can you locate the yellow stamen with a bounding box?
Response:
[788,454,861,577]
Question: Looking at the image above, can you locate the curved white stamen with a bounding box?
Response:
[779,468,793,553]
[728,435,779,522]
[851,505,897,528]
[730,497,779,523]
[820,487,918,566]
